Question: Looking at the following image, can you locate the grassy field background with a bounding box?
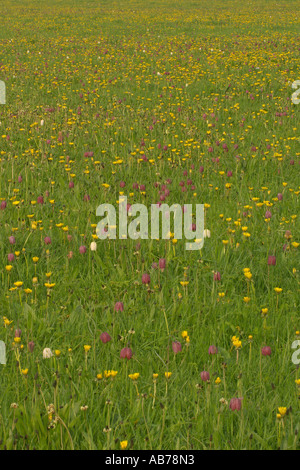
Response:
[0,0,299,450]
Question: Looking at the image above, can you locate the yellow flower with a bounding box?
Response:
[153,373,158,381]
[84,345,91,353]
[97,374,103,380]
[32,257,39,263]
[278,407,287,417]
[165,372,172,379]
[244,271,252,280]
[55,350,61,357]
[274,287,282,294]
[128,373,140,381]
[44,283,55,288]
[3,317,13,327]
[215,377,221,385]
[120,440,128,450]
[243,297,251,303]
[24,288,32,294]
[104,370,118,379]
[14,281,23,287]
[232,338,242,349]
[14,337,21,343]
[21,369,29,376]
[181,331,188,339]
[5,265,13,272]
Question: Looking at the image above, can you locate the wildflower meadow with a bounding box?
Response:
[0,0,299,451]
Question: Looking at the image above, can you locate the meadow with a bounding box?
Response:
[0,0,299,450]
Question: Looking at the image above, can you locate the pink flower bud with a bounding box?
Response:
[28,341,35,352]
[213,272,221,281]
[268,255,276,266]
[79,245,87,254]
[172,341,182,354]
[44,236,52,245]
[261,346,271,356]
[200,371,210,382]
[114,302,124,312]
[9,236,16,245]
[120,347,132,360]
[159,258,166,271]
[229,398,242,411]
[265,210,272,219]
[142,273,151,285]
[100,332,111,344]
[208,345,218,355]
